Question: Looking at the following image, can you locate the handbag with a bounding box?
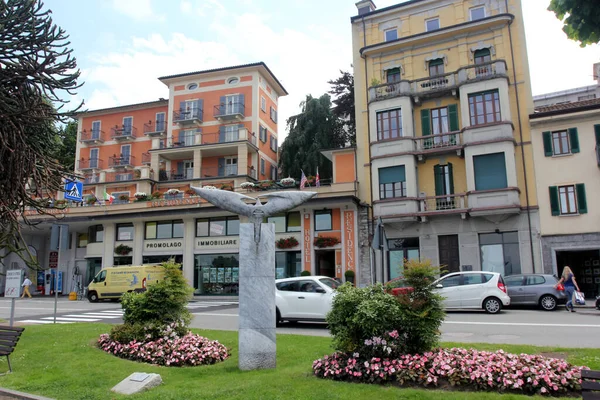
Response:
[556,283,564,291]
[574,291,586,306]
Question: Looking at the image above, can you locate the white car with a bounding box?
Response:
[433,271,511,314]
[275,276,340,324]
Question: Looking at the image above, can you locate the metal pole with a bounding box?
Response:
[9,298,15,327]
[379,224,384,283]
[53,225,61,324]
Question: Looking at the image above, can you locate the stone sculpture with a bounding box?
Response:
[191,187,316,370]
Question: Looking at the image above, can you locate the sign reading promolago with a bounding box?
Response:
[144,239,183,251]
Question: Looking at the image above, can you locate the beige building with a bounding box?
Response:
[530,97,600,297]
[351,0,540,281]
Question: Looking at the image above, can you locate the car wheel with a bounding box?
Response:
[539,295,557,311]
[483,297,502,314]
[88,291,99,303]
[276,308,281,327]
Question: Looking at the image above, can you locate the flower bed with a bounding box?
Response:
[98,331,229,367]
[313,346,586,396]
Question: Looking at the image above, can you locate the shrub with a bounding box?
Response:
[326,283,403,353]
[300,270,311,276]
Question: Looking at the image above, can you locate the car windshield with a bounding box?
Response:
[319,278,341,290]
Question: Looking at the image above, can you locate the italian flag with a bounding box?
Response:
[104,190,115,205]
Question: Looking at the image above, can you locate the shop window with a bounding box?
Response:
[194,254,239,295]
[196,217,240,237]
[113,256,132,266]
[387,237,419,280]
[77,233,88,248]
[479,231,521,276]
[88,225,103,243]
[143,255,183,264]
[116,223,134,241]
[145,220,184,240]
[314,210,332,231]
[275,251,302,279]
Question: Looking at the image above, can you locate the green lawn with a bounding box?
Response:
[0,324,595,400]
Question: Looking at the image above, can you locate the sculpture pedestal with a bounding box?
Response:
[238,223,276,370]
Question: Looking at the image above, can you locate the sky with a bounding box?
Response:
[45,0,600,142]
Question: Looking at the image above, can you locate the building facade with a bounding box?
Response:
[351,0,540,281]
[530,97,600,298]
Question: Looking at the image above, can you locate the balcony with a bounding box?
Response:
[419,194,468,221]
[111,125,137,141]
[78,158,103,171]
[143,120,167,137]
[200,166,239,179]
[158,169,194,181]
[83,173,100,184]
[213,102,245,121]
[368,80,411,102]
[201,129,257,147]
[412,72,458,103]
[108,155,135,169]
[414,131,463,160]
[105,170,136,183]
[468,187,521,217]
[457,60,508,85]
[173,108,203,125]
[166,132,196,148]
[373,197,420,221]
[141,152,151,165]
[80,129,105,144]
[462,122,514,145]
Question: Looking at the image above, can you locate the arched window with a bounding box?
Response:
[386,68,401,83]
[428,58,444,77]
[474,48,491,65]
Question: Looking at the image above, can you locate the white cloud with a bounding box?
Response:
[180,0,192,14]
[111,0,165,22]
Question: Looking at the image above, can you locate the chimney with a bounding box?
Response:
[356,0,376,16]
[594,62,600,86]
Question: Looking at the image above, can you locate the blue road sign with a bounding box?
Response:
[64,179,83,202]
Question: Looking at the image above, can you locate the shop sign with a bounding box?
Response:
[344,210,355,271]
[144,240,183,250]
[149,198,201,208]
[195,238,238,250]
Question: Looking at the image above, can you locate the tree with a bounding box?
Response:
[328,70,356,146]
[549,0,600,47]
[279,94,346,181]
[0,0,81,268]
[53,121,78,172]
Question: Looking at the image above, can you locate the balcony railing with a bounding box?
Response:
[83,173,100,184]
[248,166,257,179]
[173,108,203,124]
[78,158,103,170]
[142,152,151,165]
[108,155,135,168]
[413,72,457,96]
[420,194,467,212]
[143,120,167,136]
[415,131,462,151]
[166,132,196,148]
[111,125,137,140]
[213,102,245,120]
[158,169,194,181]
[80,129,105,143]
[458,60,508,83]
[200,129,257,146]
[368,81,411,102]
[105,171,136,183]
[200,166,239,179]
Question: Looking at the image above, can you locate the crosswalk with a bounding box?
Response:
[18,301,239,325]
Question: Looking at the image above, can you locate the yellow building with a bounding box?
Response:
[351,0,540,281]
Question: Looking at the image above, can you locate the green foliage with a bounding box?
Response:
[108,322,146,343]
[549,0,600,47]
[52,121,77,171]
[115,260,193,341]
[300,270,311,276]
[327,283,403,353]
[344,270,355,278]
[328,70,356,146]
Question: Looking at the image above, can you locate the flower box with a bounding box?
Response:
[314,236,340,248]
[275,236,299,249]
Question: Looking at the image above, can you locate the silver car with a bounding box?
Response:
[504,274,567,311]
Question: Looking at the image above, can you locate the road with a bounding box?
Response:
[2,297,599,348]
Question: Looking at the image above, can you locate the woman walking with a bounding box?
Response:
[555,266,580,312]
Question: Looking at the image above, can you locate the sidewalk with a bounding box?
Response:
[0,387,54,400]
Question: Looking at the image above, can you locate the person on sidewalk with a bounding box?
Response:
[21,277,32,299]
[555,266,580,312]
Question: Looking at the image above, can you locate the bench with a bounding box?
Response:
[582,369,600,399]
[0,326,24,373]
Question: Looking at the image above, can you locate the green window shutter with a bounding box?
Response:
[548,186,560,216]
[434,165,444,196]
[448,163,455,194]
[568,128,579,153]
[542,131,553,157]
[576,183,587,214]
[595,124,600,145]
[473,153,508,190]
[378,166,405,184]
[421,109,431,136]
[448,104,459,132]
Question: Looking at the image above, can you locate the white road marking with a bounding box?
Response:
[40,317,100,322]
[443,321,600,328]
[19,320,72,324]
[65,314,119,319]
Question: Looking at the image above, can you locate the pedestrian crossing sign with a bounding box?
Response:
[64,179,83,202]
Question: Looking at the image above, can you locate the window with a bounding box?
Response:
[468,90,501,126]
[187,83,198,90]
[227,77,239,85]
[77,233,88,248]
[88,225,103,243]
[560,185,577,214]
[428,58,444,77]
[193,254,239,295]
[143,255,183,265]
[260,158,265,175]
[116,223,134,241]
[384,29,398,41]
[378,166,406,199]
[474,48,491,65]
[270,135,278,152]
[421,105,459,147]
[434,164,454,209]
[314,210,332,231]
[439,275,461,287]
[578,94,596,101]
[542,128,579,156]
[270,163,278,181]
[549,184,587,216]
[145,220,184,239]
[473,152,507,190]
[463,273,493,285]
[195,217,240,237]
[270,106,278,123]
[89,148,99,169]
[123,116,133,136]
[470,6,486,21]
[388,237,419,280]
[267,212,301,233]
[91,121,101,139]
[113,257,132,266]
[112,191,130,205]
[426,18,440,32]
[259,125,267,142]
[275,252,302,279]
[261,96,266,112]
[504,276,524,287]
[480,231,521,275]
[526,275,546,286]
[376,108,402,140]
[386,67,401,83]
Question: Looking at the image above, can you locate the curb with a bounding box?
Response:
[0,388,54,400]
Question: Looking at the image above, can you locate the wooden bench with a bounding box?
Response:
[581,369,600,399]
[0,326,24,373]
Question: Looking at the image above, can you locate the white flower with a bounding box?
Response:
[202,185,217,190]
[134,192,147,197]
[240,182,255,188]
[280,177,295,185]
[166,189,181,195]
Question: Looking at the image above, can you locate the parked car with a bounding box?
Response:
[504,274,567,311]
[275,276,341,324]
[432,271,510,314]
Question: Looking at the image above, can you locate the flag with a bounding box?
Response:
[300,170,308,189]
[315,167,320,187]
[104,190,114,205]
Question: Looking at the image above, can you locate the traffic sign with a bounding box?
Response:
[64,179,83,202]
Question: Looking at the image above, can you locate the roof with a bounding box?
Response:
[158,62,288,95]
[75,99,168,117]
[530,98,600,119]
[351,0,427,22]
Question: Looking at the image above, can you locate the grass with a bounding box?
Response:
[0,324,596,400]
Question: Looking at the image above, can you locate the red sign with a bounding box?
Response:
[49,251,58,268]
[303,213,311,273]
[344,211,355,272]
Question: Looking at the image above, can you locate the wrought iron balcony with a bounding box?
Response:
[143,120,167,136]
[141,152,151,165]
[213,102,245,121]
[200,166,239,179]
[173,108,203,125]
[80,129,105,143]
[166,132,196,148]
[105,170,136,183]
[83,173,100,184]
[110,125,137,140]
[78,158,103,171]
[158,169,194,181]
[108,155,135,168]
[200,129,257,146]
[414,131,463,160]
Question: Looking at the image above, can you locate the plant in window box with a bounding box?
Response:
[54,199,67,208]
[114,244,133,256]
[166,189,181,196]
[202,185,217,190]
[313,236,340,248]
[275,236,299,249]
[86,196,97,205]
[133,192,147,201]
[280,177,295,186]
[259,180,274,190]
[240,182,255,191]
[118,194,130,202]
[185,188,196,196]
[151,191,162,199]
[219,183,233,191]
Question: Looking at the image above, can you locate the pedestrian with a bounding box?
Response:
[21,276,32,299]
[555,266,580,312]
